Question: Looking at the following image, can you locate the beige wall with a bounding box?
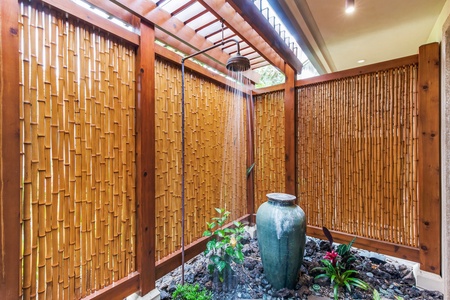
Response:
[428,0,450,42]
[440,6,450,300]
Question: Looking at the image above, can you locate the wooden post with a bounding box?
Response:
[284,64,296,196]
[136,21,156,293]
[418,42,441,275]
[0,0,20,298]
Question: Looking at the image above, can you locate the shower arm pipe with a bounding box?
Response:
[180,38,241,285]
[181,38,242,64]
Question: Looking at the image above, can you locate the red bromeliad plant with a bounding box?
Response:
[312,227,369,300]
[324,249,338,266]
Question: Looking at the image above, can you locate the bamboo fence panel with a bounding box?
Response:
[154,57,248,260]
[253,91,286,209]
[19,3,137,298]
[297,64,419,247]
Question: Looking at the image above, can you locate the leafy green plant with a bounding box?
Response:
[373,289,381,300]
[202,208,245,282]
[172,283,212,300]
[313,227,369,300]
[323,226,357,271]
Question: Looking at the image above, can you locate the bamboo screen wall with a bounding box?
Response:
[155,57,247,260]
[19,3,136,299]
[297,64,419,247]
[253,91,286,208]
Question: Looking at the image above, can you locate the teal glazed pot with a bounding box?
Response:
[256,193,306,290]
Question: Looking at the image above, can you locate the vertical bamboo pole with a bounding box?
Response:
[418,42,441,275]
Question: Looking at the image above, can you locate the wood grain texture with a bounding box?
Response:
[307,226,420,262]
[418,42,441,275]
[284,65,296,196]
[136,22,156,294]
[0,0,20,299]
[37,0,139,45]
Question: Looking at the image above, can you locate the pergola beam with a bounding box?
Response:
[226,0,303,74]
[197,0,287,73]
[109,0,260,81]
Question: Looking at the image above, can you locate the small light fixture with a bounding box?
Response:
[357,59,365,63]
[345,0,355,13]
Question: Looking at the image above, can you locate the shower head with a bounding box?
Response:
[226,54,251,72]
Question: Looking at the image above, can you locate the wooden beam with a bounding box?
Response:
[284,64,296,196]
[0,0,20,298]
[136,22,156,294]
[307,226,420,262]
[225,0,302,74]
[252,83,284,95]
[37,0,139,45]
[83,272,140,300]
[154,44,254,94]
[110,0,258,79]
[418,42,441,275]
[296,55,419,87]
[198,0,285,72]
[85,0,136,25]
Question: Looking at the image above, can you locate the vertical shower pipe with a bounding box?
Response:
[180,38,245,284]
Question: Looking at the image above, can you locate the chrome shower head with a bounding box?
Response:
[226,54,251,72]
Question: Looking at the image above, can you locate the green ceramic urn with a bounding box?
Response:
[256,193,306,290]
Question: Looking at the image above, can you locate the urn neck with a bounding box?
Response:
[266,193,296,206]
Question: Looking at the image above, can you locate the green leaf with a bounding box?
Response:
[203,230,212,237]
[215,207,222,214]
[246,162,255,177]
[233,221,242,227]
[235,249,244,262]
[208,264,215,274]
[216,230,225,238]
[210,254,221,265]
[207,222,216,229]
[373,289,381,300]
[333,284,339,300]
[206,240,215,251]
[217,260,227,273]
[314,273,329,280]
[344,281,352,292]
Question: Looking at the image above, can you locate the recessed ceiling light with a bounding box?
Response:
[357,59,365,64]
[345,0,355,13]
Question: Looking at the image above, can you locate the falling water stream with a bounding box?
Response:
[220,71,252,220]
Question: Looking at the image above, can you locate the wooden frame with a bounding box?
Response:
[136,21,157,294]
[0,0,20,298]
[418,42,441,275]
[284,64,296,196]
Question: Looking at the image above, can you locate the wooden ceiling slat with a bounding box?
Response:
[171,0,196,16]
[204,27,224,40]
[184,9,208,24]
[197,0,285,72]
[195,19,218,32]
[225,0,302,73]
[213,33,237,44]
[110,0,260,81]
